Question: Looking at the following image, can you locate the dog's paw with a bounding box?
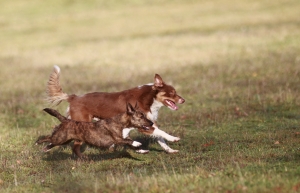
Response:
[167,136,181,142]
[166,149,179,154]
[108,144,116,152]
[136,149,149,154]
[43,148,51,152]
[132,141,142,147]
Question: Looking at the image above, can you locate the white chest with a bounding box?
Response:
[147,99,163,121]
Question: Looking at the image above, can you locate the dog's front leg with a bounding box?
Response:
[122,128,134,139]
[152,125,180,142]
[123,127,150,154]
[156,137,179,153]
[151,125,180,153]
[114,135,142,148]
[73,140,84,159]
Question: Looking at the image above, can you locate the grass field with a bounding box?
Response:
[1,0,300,192]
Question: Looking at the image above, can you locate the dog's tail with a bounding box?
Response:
[46,65,69,106]
[43,108,67,122]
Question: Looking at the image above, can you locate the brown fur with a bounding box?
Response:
[46,66,185,154]
[36,104,153,158]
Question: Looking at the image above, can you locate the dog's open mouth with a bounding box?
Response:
[165,99,178,110]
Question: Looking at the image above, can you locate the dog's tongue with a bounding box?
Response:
[165,99,178,110]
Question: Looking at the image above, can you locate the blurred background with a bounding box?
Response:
[1,0,300,191]
[1,0,299,70]
[1,0,299,132]
[1,0,299,100]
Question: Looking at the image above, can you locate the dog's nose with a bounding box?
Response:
[150,121,154,126]
[179,98,185,104]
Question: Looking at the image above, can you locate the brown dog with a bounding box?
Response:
[36,103,153,158]
[46,66,185,156]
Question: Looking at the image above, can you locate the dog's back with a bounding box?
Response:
[37,104,153,157]
[45,65,184,155]
[46,66,184,122]
[67,86,157,120]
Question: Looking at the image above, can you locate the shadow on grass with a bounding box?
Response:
[37,136,167,162]
[133,135,167,153]
[266,152,300,164]
[40,149,144,162]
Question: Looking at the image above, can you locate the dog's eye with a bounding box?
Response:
[169,90,176,96]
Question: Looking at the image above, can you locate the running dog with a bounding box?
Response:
[36,103,153,158]
[46,65,185,157]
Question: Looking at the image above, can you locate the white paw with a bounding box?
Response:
[43,148,51,152]
[136,149,150,154]
[132,141,142,147]
[108,144,115,151]
[167,136,180,142]
[166,149,179,154]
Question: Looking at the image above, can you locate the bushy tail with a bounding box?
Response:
[46,65,69,106]
[43,108,67,122]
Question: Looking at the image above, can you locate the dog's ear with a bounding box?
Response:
[126,103,135,114]
[154,74,164,88]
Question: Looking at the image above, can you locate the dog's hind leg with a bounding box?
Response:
[69,109,92,158]
[72,140,84,158]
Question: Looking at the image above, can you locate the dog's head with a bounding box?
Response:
[126,103,153,130]
[152,74,185,110]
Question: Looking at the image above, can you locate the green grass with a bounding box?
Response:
[1,0,300,192]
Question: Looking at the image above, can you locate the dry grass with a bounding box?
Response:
[1,0,299,69]
[1,0,300,192]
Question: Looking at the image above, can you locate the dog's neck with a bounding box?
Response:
[147,99,163,121]
[132,84,161,112]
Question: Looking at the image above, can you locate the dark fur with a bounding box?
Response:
[46,66,185,156]
[36,104,153,158]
